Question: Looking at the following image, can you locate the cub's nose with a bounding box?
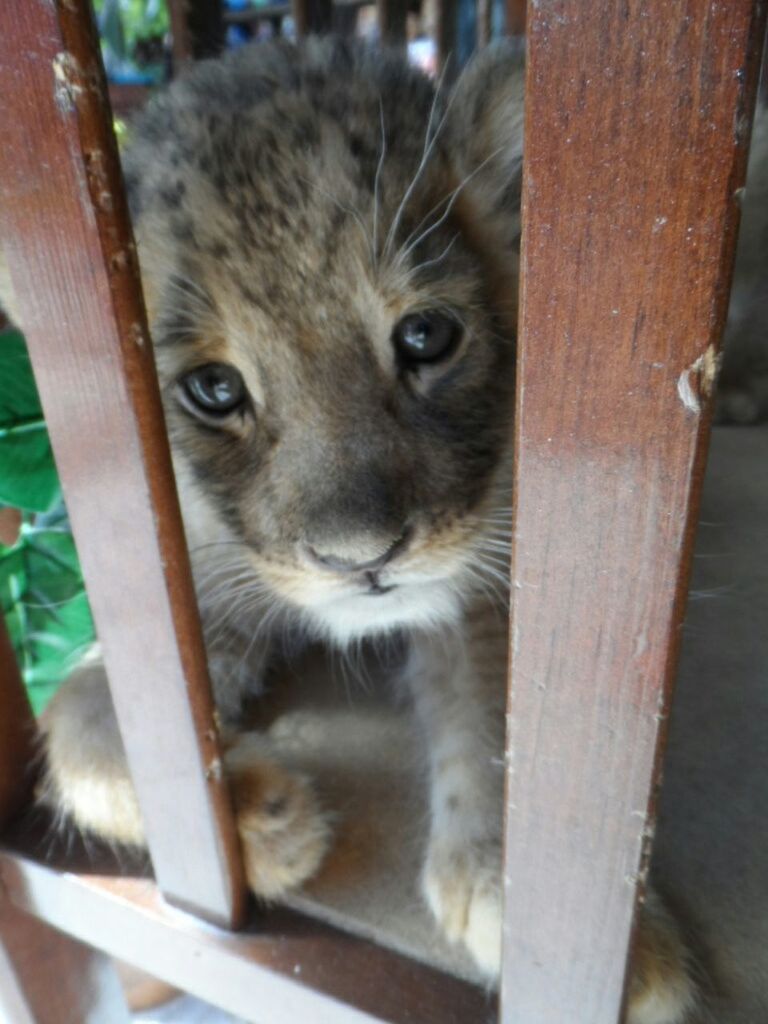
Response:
[306,526,412,575]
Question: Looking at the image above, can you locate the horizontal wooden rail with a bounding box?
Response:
[505,0,525,36]
[503,2,766,1022]
[0,829,494,1024]
[0,0,245,927]
[0,897,130,1024]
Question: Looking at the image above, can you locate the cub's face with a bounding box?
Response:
[127,40,523,641]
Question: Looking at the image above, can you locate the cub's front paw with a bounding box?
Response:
[422,834,502,976]
[627,890,698,1024]
[225,735,332,899]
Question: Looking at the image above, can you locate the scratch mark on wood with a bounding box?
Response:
[676,344,720,413]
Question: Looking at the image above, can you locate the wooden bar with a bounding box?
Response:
[186,0,226,59]
[436,0,458,73]
[377,0,409,47]
[167,0,194,67]
[0,898,130,1024]
[292,0,334,36]
[0,619,36,830]
[0,0,246,927]
[504,0,525,36]
[108,82,151,116]
[502,3,766,1023]
[476,0,492,51]
[0,835,494,1024]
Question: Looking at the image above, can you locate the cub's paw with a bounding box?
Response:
[225,735,332,899]
[422,834,502,976]
[627,890,699,1024]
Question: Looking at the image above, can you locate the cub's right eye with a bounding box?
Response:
[179,363,247,419]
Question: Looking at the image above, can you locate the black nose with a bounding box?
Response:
[307,526,412,575]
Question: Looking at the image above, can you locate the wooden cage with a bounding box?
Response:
[0,0,765,1021]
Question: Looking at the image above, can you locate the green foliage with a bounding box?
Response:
[92,0,170,51]
[0,331,59,514]
[0,330,94,714]
[93,0,169,84]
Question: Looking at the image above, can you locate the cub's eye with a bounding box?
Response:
[392,311,462,366]
[180,363,246,417]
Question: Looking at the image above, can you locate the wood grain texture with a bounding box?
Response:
[0,0,246,927]
[0,621,37,831]
[0,833,496,1024]
[502,3,766,1023]
[0,897,130,1024]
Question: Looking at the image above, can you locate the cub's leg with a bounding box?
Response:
[407,601,698,1023]
[628,890,699,1024]
[39,651,330,897]
[407,606,507,976]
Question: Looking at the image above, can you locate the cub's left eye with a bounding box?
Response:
[392,311,463,366]
[179,363,246,417]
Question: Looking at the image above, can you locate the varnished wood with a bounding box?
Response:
[167,0,194,66]
[0,897,130,1024]
[108,83,151,116]
[0,828,494,1024]
[0,0,246,927]
[0,620,36,830]
[0,507,21,548]
[377,0,409,47]
[503,2,766,1023]
[504,0,525,36]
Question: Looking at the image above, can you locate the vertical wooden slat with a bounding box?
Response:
[167,0,224,66]
[377,0,410,47]
[0,620,36,830]
[186,0,226,60]
[504,0,526,36]
[0,900,131,1024]
[166,0,194,67]
[0,0,246,927]
[292,0,334,37]
[502,2,766,1023]
[476,0,492,51]
[436,0,458,73]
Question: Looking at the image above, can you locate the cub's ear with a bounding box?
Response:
[447,43,526,249]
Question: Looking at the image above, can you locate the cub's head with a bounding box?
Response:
[125,38,524,642]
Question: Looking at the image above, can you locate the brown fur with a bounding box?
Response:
[2,38,698,1021]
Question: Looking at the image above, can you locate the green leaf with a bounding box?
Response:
[0,330,93,713]
[1,516,94,715]
[0,330,60,512]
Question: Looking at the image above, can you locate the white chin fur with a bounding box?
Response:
[301,580,463,643]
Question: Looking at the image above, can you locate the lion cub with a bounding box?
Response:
[3,38,697,1023]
